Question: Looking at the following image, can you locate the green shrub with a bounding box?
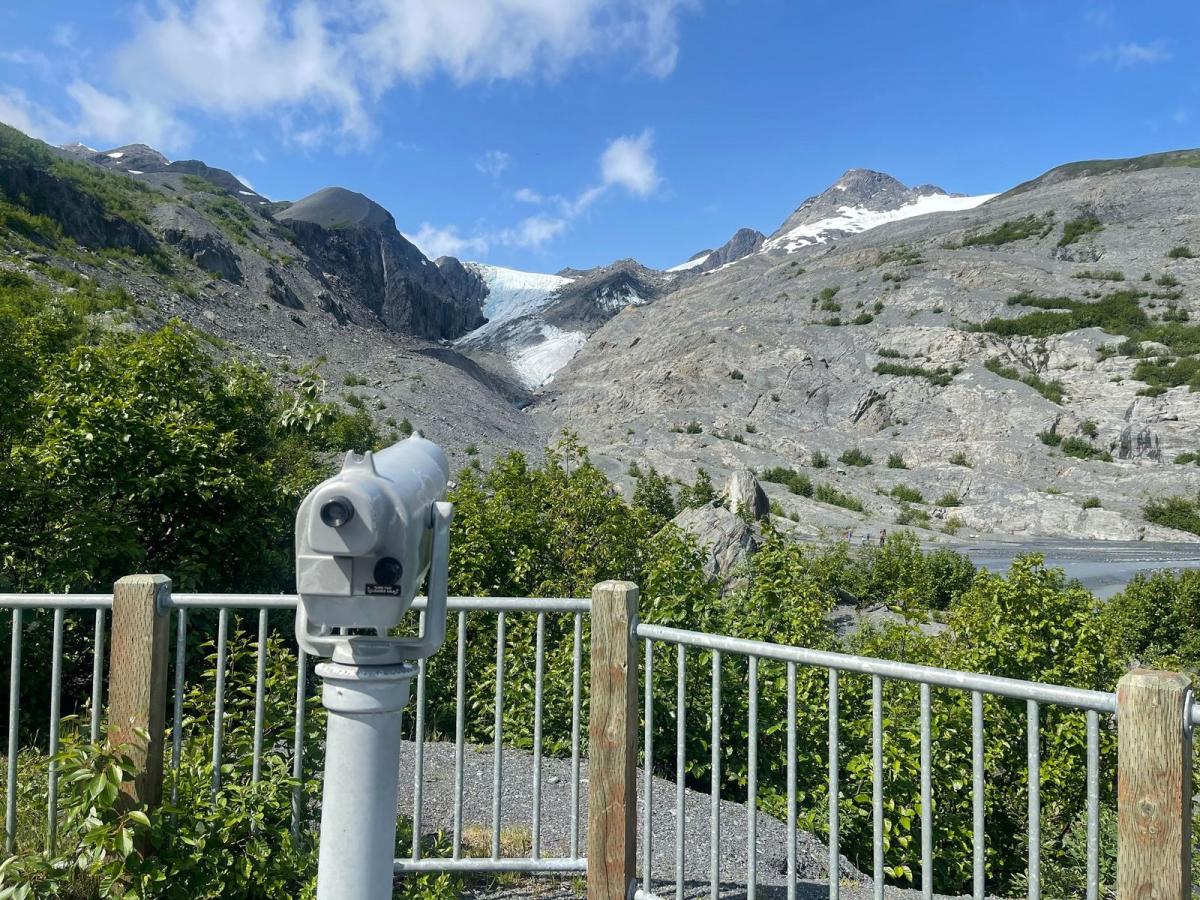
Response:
[341,372,367,386]
[886,453,907,469]
[678,468,717,509]
[877,348,907,359]
[760,466,814,497]
[839,447,873,467]
[937,492,961,507]
[1072,270,1123,282]
[1166,245,1195,259]
[1081,496,1101,509]
[1080,419,1099,438]
[811,450,829,468]
[1132,356,1200,392]
[1039,430,1062,447]
[958,214,1054,247]
[1156,274,1180,287]
[1173,451,1200,465]
[686,420,703,434]
[814,482,864,512]
[895,504,931,528]
[1060,436,1110,460]
[398,417,414,437]
[889,484,924,503]
[1058,212,1103,247]
[1143,494,1200,535]
[729,369,745,380]
[632,467,677,522]
[852,312,875,325]
[949,451,972,468]
[874,361,960,387]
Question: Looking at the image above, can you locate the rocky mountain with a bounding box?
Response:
[762,168,995,252]
[531,159,1200,542]
[455,257,668,389]
[5,118,1200,543]
[667,227,765,274]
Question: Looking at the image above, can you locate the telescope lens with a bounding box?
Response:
[373,556,403,586]
[319,497,355,528]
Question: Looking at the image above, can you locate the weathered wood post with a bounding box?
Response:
[588,580,639,900]
[107,574,172,810]
[1116,669,1193,900]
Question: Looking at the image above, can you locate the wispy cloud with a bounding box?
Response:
[1085,40,1172,69]
[475,149,510,177]
[409,129,663,259]
[22,0,692,151]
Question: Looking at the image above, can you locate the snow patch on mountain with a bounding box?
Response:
[463,264,573,342]
[764,192,996,253]
[666,253,710,273]
[511,326,587,389]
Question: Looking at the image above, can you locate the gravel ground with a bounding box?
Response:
[392,739,963,900]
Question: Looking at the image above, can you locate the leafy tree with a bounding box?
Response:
[632,466,677,523]
[678,468,717,509]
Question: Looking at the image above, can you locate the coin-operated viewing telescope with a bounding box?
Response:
[295,435,454,900]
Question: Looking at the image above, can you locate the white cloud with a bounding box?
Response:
[51,24,77,49]
[35,0,691,150]
[476,149,511,177]
[514,187,544,204]
[498,214,570,250]
[1086,40,1172,69]
[0,87,70,143]
[600,129,659,196]
[406,222,490,259]
[65,81,190,151]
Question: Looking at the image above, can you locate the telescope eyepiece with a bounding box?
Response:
[320,496,356,529]
[373,556,403,586]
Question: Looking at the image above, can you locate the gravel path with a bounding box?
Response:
[392,739,956,900]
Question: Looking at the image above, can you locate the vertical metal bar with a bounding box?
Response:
[1027,699,1040,900]
[747,655,758,900]
[45,608,64,854]
[491,611,506,860]
[676,643,686,900]
[452,610,467,860]
[532,611,546,861]
[90,608,105,744]
[748,657,758,900]
[291,648,307,843]
[569,611,583,860]
[211,607,229,795]
[643,638,654,893]
[710,650,721,900]
[411,609,428,862]
[920,682,932,900]
[1085,710,1099,900]
[5,609,21,855]
[787,661,797,900]
[170,609,187,812]
[972,690,984,900]
[829,668,840,900]
[872,675,884,900]
[251,608,268,785]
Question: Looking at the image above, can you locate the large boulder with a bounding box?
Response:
[671,504,757,582]
[727,470,769,521]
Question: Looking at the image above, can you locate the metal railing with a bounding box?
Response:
[632,622,1147,900]
[0,591,592,876]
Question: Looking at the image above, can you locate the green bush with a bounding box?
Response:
[1060,436,1110,461]
[678,468,717,509]
[1058,212,1103,247]
[958,214,1054,247]
[895,504,931,528]
[936,492,961,507]
[1143,494,1200,536]
[889,484,924,504]
[839,448,873,467]
[1081,496,1101,509]
[886,453,907,469]
[873,361,960,387]
[632,466,677,522]
[760,466,814,497]
[949,451,972,467]
[1072,270,1123,282]
[810,450,829,469]
[1166,245,1195,259]
[1039,429,1062,447]
[814,482,864,512]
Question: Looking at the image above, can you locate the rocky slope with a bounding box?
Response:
[532,164,1200,541]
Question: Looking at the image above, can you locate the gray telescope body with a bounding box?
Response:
[295,435,455,900]
[294,435,451,662]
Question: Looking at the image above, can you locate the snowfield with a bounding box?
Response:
[665,253,710,273]
[510,326,587,389]
[763,192,997,253]
[463,264,573,341]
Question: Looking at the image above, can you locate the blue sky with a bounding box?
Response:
[0,1,1196,272]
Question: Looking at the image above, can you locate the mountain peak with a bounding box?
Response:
[275,186,394,230]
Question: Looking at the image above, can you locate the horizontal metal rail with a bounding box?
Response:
[636,622,1117,712]
[1,590,591,879]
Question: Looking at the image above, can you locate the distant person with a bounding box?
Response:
[845,528,852,542]
[879,528,887,546]
[861,533,870,548]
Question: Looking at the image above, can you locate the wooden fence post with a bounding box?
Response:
[1116,668,1193,900]
[107,574,172,810]
[588,580,639,900]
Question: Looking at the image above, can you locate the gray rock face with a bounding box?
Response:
[435,256,489,309]
[704,227,765,270]
[532,164,1200,542]
[163,228,242,282]
[727,470,769,521]
[671,504,757,581]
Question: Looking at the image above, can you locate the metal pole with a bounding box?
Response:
[315,659,416,900]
